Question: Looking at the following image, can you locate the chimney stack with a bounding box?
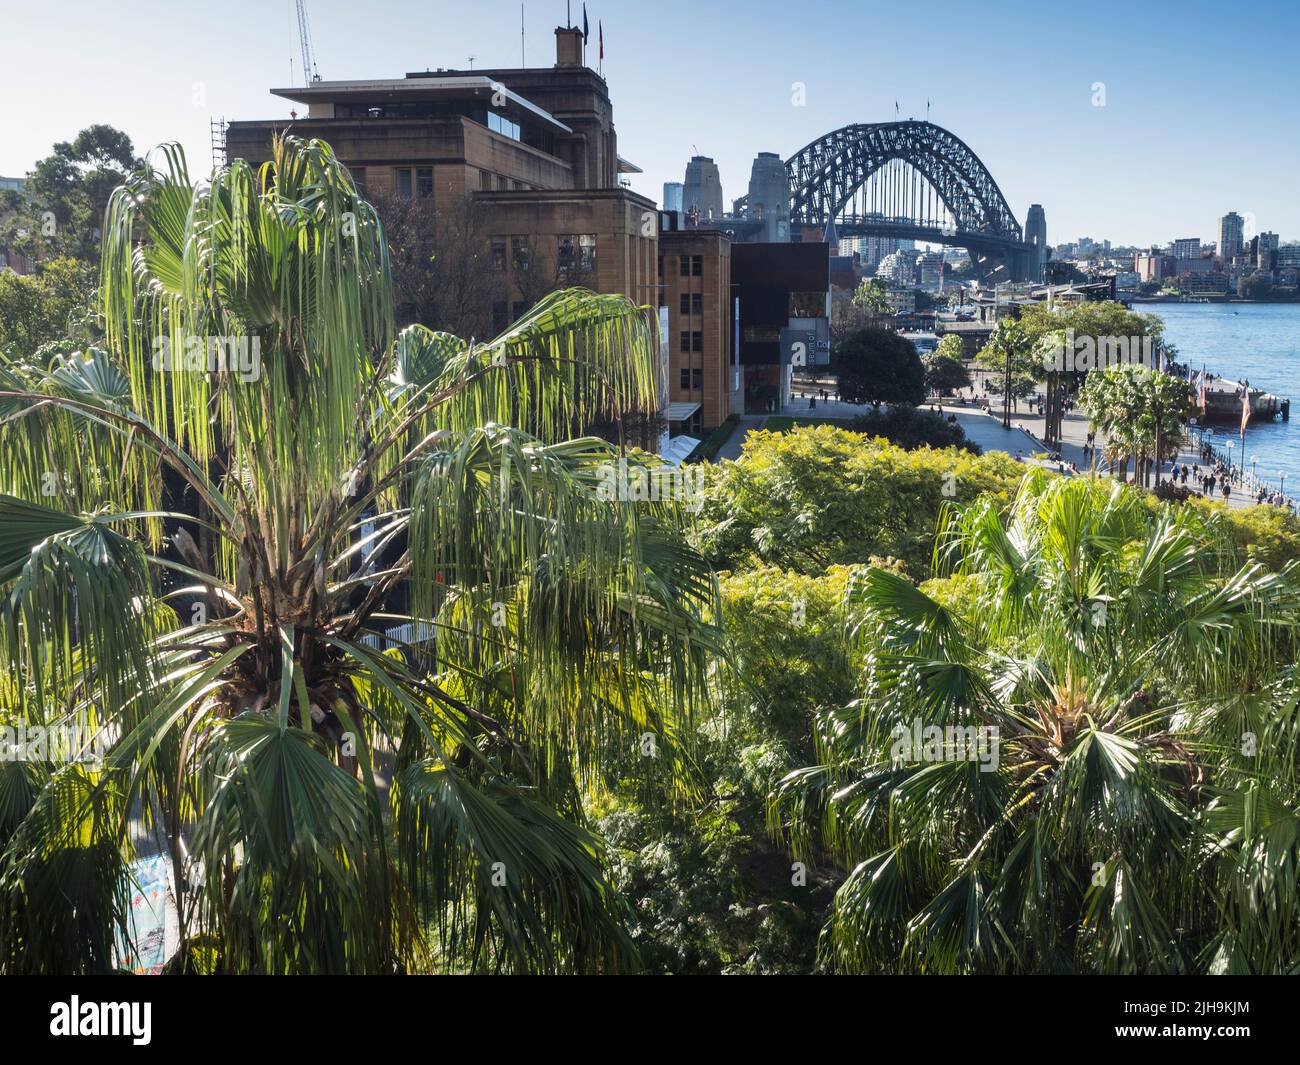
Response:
[555,26,582,67]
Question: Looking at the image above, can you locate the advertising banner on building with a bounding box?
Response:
[782,318,830,368]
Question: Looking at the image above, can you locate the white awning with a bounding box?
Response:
[666,402,701,421]
[659,435,700,466]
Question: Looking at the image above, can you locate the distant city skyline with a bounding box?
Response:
[1,0,1296,247]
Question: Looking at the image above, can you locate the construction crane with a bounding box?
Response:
[295,0,321,84]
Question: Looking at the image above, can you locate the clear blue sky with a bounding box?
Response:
[2,0,1295,248]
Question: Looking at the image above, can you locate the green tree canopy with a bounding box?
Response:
[1239,273,1273,300]
[693,424,1022,578]
[0,257,96,359]
[1016,299,1165,349]
[853,277,892,314]
[975,317,1039,401]
[1,125,139,264]
[834,327,926,407]
[923,342,971,395]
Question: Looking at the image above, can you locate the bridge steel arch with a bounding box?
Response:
[785,121,1034,281]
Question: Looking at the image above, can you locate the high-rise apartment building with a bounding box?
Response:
[876,249,917,287]
[1134,250,1163,282]
[1257,231,1280,269]
[917,251,946,292]
[1173,237,1201,261]
[1218,212,1245,262]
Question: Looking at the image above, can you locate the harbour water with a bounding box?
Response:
[1141,302,1300,493]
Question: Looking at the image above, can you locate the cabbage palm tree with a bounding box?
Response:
[0,138,720,974]
[1079,363,1194,486]
[776,472,1300,973]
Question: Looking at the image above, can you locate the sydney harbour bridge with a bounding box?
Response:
[781,120,1039,283]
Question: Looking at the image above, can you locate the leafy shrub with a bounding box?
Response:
[693,424,1024,579]
[848,405,979,453]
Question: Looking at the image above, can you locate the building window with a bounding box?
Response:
[511,300,531,319]
[511,237,530,274]
[395,168,413,199]
[491,237,507,272]
[679,293,690,315]
[679,256,690,277]
[657,255,663,277]
[558,234,596,276]
[492,301,509,332]
[692,293,703,314]
[691,255,703,276]
[480,170,493,191]
[416,167,433,198]
[691,368,703,388]
[790,291,825,317]
[487,110,521,140]
[679,331,691,354]
[691,331,703,352]
[679,368,690,389]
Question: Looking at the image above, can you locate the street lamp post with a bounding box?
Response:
[1226,440,1234,482]
[1251,455,1258,485]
